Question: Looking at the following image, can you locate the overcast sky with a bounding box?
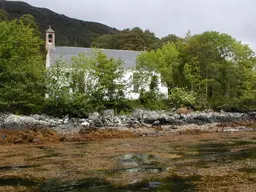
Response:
[20,0,256,50]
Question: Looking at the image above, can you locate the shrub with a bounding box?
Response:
[169,88,196,108]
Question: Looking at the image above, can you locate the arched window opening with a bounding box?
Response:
[48,34,53,43]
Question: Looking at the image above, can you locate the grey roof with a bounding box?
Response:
[49,46,141,68]
[46,26,55,33]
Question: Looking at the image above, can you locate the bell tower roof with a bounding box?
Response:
[46,26,55,33]
[46,26,55,51]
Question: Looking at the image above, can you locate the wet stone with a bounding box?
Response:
[118,153,166,173]
[148,181,163,188]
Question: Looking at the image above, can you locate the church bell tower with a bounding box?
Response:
[45,26,55,51]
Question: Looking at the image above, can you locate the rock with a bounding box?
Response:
[148,181,163,188]
[63,115,70,124]
[158,113,168,124]
[144,111,159,124]
[103,109,115,127]
[247,112,256,121]
[30,114,41,120]
[132,109,144,121]
[127,120,141,128]
[3,114,49,129]
[103,109,114,119]
[92,119,104,128]
[113,117,123,127]
[81,121,90,128]
[0,114,7,128]
[152,120,160,126]
[0,110,252,135]
[89,112,100,121]
[88,112,103,128]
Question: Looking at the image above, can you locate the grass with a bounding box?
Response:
[0,131,255,191]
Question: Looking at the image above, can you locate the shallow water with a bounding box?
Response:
[41,175,199,192]
[0,131,255,191]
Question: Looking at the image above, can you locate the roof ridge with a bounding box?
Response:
[55,46,141,53]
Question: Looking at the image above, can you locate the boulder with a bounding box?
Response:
[103,109,115,126]
[103,109,114,119]
[0,113,8,128]
[2,114,49,129]
[152,120,160,126]
[88,119,104,128]
[89,112,100,121]
[132,109,144,121]
[81,121,90,128]
[143,111,159,124]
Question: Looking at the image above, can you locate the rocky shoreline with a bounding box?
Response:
[0,110,255,144]
[0,110,255,134]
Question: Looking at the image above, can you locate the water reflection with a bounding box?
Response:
[119,153,166,173]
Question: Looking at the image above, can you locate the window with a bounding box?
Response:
[48,34,53,43]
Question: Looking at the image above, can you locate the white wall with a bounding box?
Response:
[121,69,168,100]
[46,57,169,100]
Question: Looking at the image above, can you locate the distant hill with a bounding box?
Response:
[0,0,118,47]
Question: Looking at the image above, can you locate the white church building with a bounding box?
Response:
[45,26,168,100]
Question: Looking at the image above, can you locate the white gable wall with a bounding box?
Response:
[121,70,168,100]
[46,48,169,100]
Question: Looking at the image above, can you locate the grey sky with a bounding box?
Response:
[20,0,256,50]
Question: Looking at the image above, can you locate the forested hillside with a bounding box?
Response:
[0,0,118,47]
[92,28,181,51]
[0,1,182,50]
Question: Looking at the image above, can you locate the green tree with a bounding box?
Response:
[169,87,196,108]
[136,43,179,92]
[45,50,125,115]
[19,14,40,36]
[0,9,8,22]
[91,34,117,49]
[92,27,159,51]
[91,52,125,104]
[181,31,256,110]
[0,19,44,114]
[161,34,180,44]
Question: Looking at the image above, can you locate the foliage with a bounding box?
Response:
[91,52,125,102]
[181,31,256,110]
[0,8,7,21]
[44,51,125,117]
[137,74,168,110]
[0,16,45,114]
[92,28,182,51]
[18,14,40,36]
[136,43,179,90]
[92,27,159,51]
[135,31,256,111]
[168,88,196,108]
